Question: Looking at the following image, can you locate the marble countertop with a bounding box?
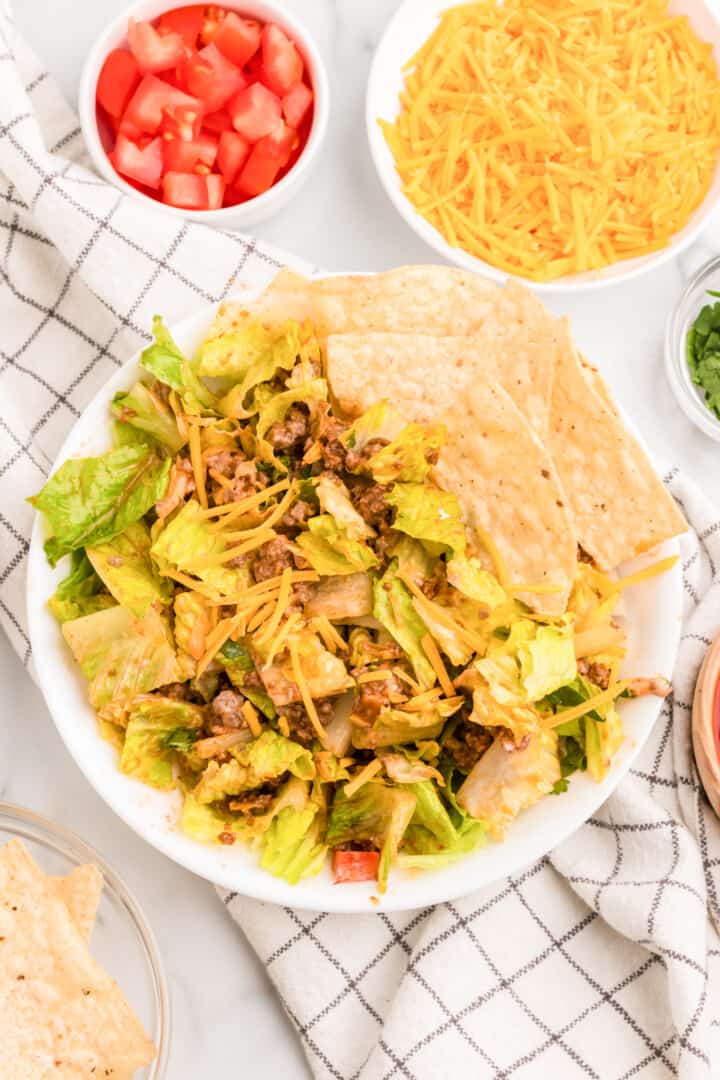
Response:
[4,0,720,1075]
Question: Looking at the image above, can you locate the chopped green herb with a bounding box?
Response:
[686,293,720,419]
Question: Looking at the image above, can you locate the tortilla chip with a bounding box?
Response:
[546,321,687,568]
[54,864,103,941]
[327,328,555,437]
[431,380,577,614]
[0,839,156,1079]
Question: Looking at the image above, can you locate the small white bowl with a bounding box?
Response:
[366,0,720,295]
[79,0,329,228]
[665,254,720,442]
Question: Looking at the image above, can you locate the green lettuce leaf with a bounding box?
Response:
[399,780,485,868]
[315,474,374,540]
[387,483,466,557]
[327,782,416,891]
[517,624,577,702]
[260,801,327,884]
[180,794,250,844]
[30,445,172,566]
[87,521,173,617]
[62,605,183,717]
[193,730,315,804]
[151,498,249,597]
[210,320,319,417]
[111,382,185,453]
[391,535,438,587]
[257,630,353,703]
[368,423,446,484]
[216,639,278,719]
[351,708,444,749]
[446,555,506,608]
[121,696,204,789]
[296,514,379,576]
[343,402,407,458]
[48,550,115,624]
[140,316,215,413]
[372,561,435,689]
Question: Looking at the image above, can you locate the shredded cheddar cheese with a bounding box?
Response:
[255,567,293,647]
[420,634,456,698]
[380,0,720,280]
[188,421,207,509]
[312,616,347,655]
[242,701,263,738]
[289,639,327,743]
[262,612,303,669]
[344,758,384,798]
[546,679,630,727]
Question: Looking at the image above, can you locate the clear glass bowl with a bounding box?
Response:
[665,254,720,443]
[0,803,170,1078]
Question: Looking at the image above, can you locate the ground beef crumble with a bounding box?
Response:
[577,658,611,690]
[268,405,310,453]
[280,698,335,746]
[351,671,405,724]
[444,721,492,772]
[211,689,248,728]
[252,535,295,583]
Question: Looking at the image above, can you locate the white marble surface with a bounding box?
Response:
[3,0,720,1075]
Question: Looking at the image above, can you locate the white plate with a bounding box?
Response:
[27,277,683,912]
[366,0,720,295]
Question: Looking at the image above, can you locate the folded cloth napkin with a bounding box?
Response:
[1,8,719,1078]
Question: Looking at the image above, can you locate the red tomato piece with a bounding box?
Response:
[200,4,223,44]
[236,149,279,197]
[161,103,203,142]
[205,173,225,209]
[124,74,202,135]
[116,114,144,141]
[282,82,312,130]
[127,18,185,74]
[157,5,205,48]
[162,171,210,209]
[255,120,297,168]
[96,49,140,120]
[163,131,218,172]
[202,108,233,134]
[112,133,163,189]
[183,42,246,112]
[228,82,282,142]
[332,850,380,884]
[216,130,250,185]
[261,24,303,96]
[213,13,262,68]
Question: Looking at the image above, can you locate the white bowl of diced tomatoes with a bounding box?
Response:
[79,1,329,226]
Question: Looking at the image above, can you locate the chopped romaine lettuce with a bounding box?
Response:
[151,498,249,597]
[368,423,446,484]
[387,483,466,557]
[258,630,353,705]
[372,561,435,689]
[193,731,315,804]
[87,521,173,617]
[447,555,506,608]
[181,793,250,844]
[62,605,182,719]
[305,572,373,622]
[111,382,185,453]
[121,696,204,789]
[351,708,444,749]
[48,550,115,624]
[315,474,374,539]
[30,445,171,566]
[255,377,327,445]
[260,801,327,884]
[296,514,378,576]
[343,402,407,457]
[140,316,215,413]
[517,624,577,702]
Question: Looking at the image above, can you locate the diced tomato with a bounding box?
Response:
[205,173,225,209]
[236,149,279,197]
[123,74,202,134]
[282,82,312,130]
[112,133,164,189]
[117,114,145,141]
[163,131,218,172]
[202,107,233,134]
[183,43,246,112]
[157,5,205,48]
[332,850,380,884]
[261,23,303,96]
[200,4,223,44]
[216,130,250,185]
[162,170,211,209]
[256,120,297,168]
[228,82,282,142]
[161,103,203,142]
[213,13,261,68]
[127,18,185,73]
[96,49,140,120]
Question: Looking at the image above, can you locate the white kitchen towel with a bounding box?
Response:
[1,8,720,1079]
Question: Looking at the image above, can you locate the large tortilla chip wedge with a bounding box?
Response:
[54,863,103,941]
[0,839,156,1079]
[326,328,556,437]
[547,321,687,568]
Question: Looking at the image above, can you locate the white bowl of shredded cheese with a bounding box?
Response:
[367,0,720,294]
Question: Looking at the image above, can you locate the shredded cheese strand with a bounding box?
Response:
[547,679,630,727]
[289,640,327,744]
[420,634,456,697]
[344,758,384,798]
